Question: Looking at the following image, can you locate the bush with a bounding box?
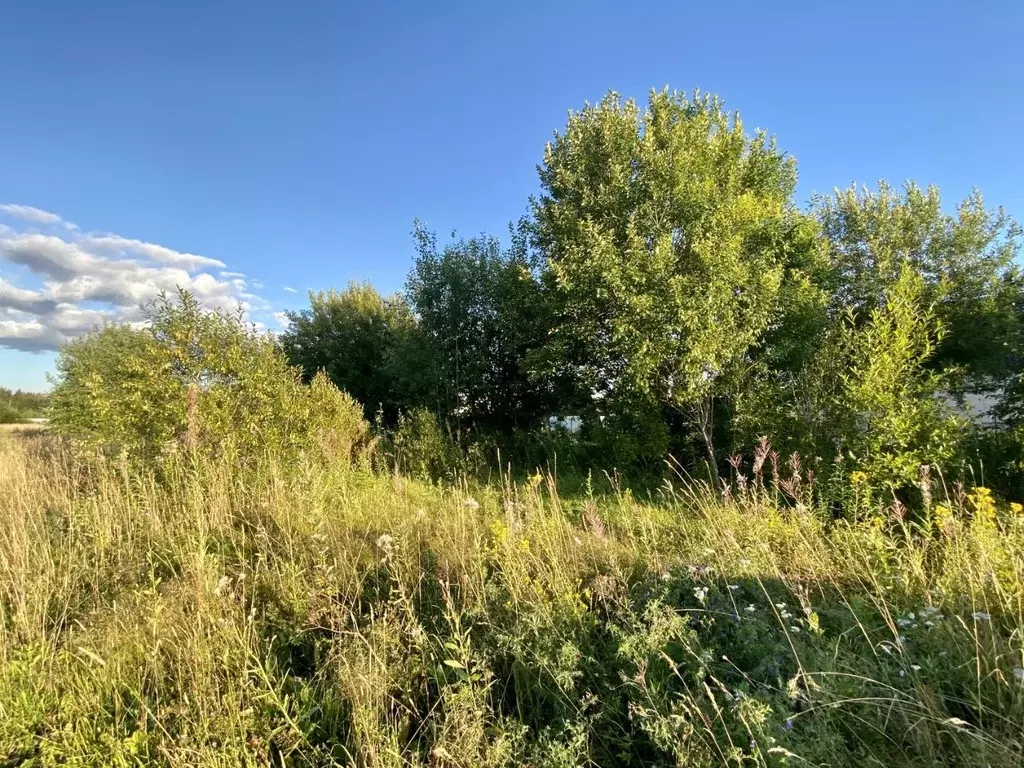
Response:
[49,290,369,467]
[0,403,19,425]
[304,370,372,465]
[386,407,462,481]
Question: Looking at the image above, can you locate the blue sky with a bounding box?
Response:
[1,0,1021,391]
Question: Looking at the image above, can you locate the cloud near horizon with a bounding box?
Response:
[0,204,270,353]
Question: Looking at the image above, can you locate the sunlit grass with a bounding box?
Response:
[0,432,1022,766]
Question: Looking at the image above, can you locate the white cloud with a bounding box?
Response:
[0,317,67,352]
[0,206,267,353]
[0,204,78,232]
[83,234,225,271]
[282,285,298,293]
[0,204,63,225]
[272,311,291,328]
[0,278,59,315]
[0,234,94,281]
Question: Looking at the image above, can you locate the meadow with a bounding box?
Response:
[4,84,1024,767]
[2,429,1022,767]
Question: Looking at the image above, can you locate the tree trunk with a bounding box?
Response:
[689,396,720,487]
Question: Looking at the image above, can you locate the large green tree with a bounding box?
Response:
[532,88,814,465]
[407,221,551,436]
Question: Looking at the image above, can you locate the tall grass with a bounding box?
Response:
[0,432,1022,766]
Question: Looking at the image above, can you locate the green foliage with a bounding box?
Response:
[281,282,426,423]
[260,86,1024,494]
[49,321,180,452]
[49,289,368,466]
[827,264,966,491]
[746,263,965,498]
[815,181,1022,392]
[386,406,463,481]
[734,184,1019,496]
[305,369,372,464]
[532,89,814,464]
[408,220,552,435]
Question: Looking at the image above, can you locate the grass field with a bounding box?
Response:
[0,424,48,436]
[1,431,1022,766]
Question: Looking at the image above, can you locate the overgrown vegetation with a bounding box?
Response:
[2,85,1024,765]
[2,432,1023,766]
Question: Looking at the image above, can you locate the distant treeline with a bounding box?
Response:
[0,386,48,423]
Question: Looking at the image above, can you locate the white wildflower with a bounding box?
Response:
[775,602,787,609]
[745,604,756,613]
[214,575,232,597]
[728,584,739,591]
[911,665,921,672]
[693,586,708,603]
[972,612,991,622]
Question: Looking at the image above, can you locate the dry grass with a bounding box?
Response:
[0,431,1022,766]
[0,423,47,435]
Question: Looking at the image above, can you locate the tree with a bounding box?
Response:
[281,283,425,423]
[50,290,367,465]
[407,220,551,436]
[814,182,1022,394]
[839,267,964,490]
[532,88,812,466]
